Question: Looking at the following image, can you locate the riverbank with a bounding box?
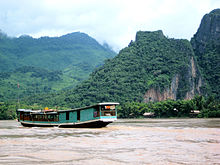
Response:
[117,96,220,118]
[1,95,220,120]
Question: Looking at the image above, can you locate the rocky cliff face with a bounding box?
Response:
[191,9,220,55]
[143,74,179,102]
[191,8,220,98]
[184,57,203,100]
[143,57,203,102]
[143,9,220,103]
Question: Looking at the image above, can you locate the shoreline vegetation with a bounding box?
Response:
[117,95,220,118]
[1,95,219,120]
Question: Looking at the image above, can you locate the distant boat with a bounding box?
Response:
[16,102,119,128]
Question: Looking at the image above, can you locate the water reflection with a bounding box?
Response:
[0,119,220,164]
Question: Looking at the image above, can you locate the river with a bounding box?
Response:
[0,119,220,164]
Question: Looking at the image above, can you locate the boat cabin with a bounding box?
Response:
[17,102,119,128]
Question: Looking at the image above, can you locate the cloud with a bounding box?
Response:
[0,0,219,51]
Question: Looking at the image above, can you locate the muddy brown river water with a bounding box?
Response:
[0,119,220,165]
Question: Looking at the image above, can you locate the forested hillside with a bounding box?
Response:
[23,30,202,108]
[0,31,116,101]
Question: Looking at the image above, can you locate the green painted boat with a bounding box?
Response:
[16,102,119,128]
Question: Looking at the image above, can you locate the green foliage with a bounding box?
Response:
[196,40,220,98]
[0,32,116,101]
[0,102,17,120]
[0,32,115,72]
[118,95,220,118]
[0,66,76,101]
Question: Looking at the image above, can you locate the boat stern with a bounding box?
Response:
[100,116,117,122]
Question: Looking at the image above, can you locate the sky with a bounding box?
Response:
[0,0,219,51]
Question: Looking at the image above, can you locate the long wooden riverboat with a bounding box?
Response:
[16,102,119,128]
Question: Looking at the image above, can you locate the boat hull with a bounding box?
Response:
[59,120,112,128]
[20,121,58,127]
[20,119,112,128]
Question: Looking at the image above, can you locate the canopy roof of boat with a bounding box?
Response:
[60,102,120,112]
[17,102,119,113]
[97,102,119,105]
[16,109,58,114]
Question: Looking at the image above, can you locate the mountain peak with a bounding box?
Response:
[192,8,220,44]
[210,8,220,15]
[61,31,89,38]
[135,30,165,42]
[0,30,8,39]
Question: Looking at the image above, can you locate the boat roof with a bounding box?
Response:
[17,102,120,113]
[61,102,120,112]
[17,109,33,112]
[16,109,58,114]
[97,102,119,105]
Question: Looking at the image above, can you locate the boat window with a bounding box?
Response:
[31,114,58,122]
[77,111,80,121]
[66,112,69,120]
[20,112,24,121]
[101,105,116,116]
[23,113,31,121]
[94,106,100,117]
